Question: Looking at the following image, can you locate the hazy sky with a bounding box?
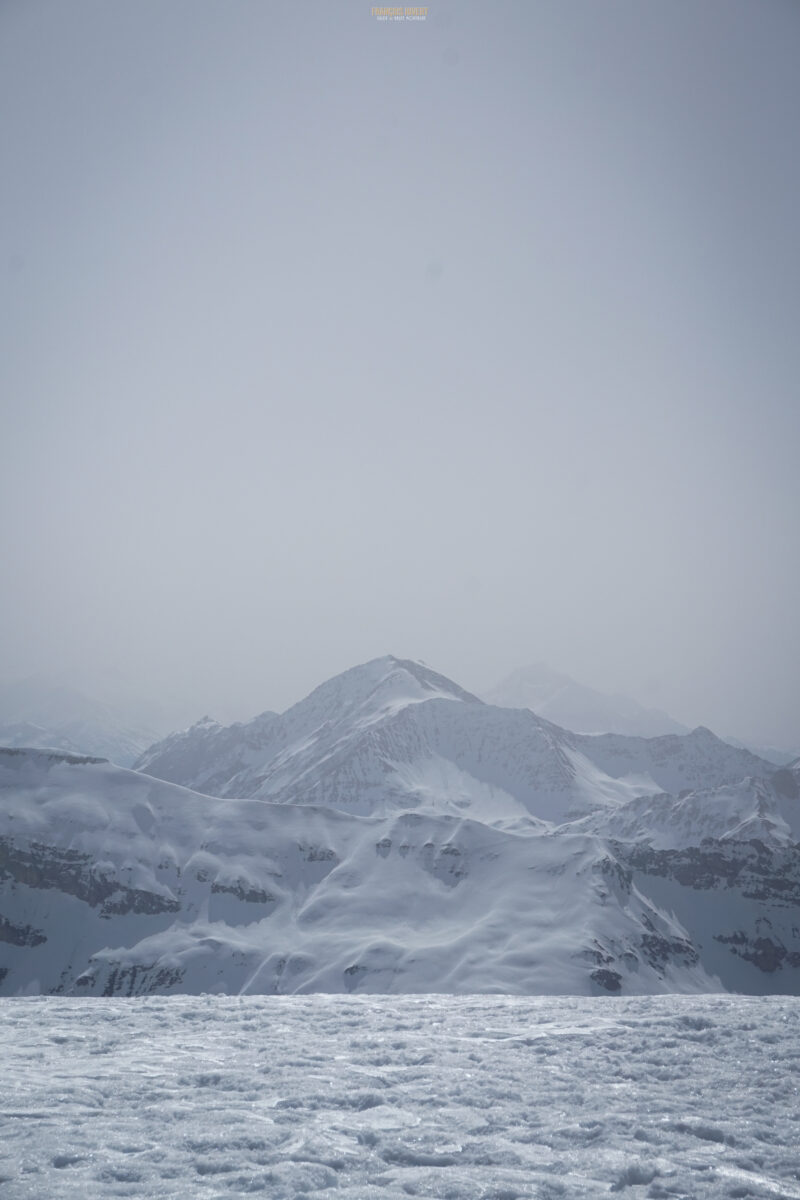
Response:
[2,0,799,746]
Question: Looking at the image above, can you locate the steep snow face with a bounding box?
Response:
[132,711,281,796]
[232,700,587,825]
[136,658,776,830]
[569,725,774,796]
[264,656,482,737]
[485,663,689,737]
[134,658,483,804]
[2,745,799,998]
[137,695,577,824]
[571,773,800,850]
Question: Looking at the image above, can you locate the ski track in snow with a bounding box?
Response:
[1,994,799,1199]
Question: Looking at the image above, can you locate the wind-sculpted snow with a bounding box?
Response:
[3,659,799,998]
[570,775,800,850]
[0,747,719,997]
[2,993,800,1199]
[2,743,800,996]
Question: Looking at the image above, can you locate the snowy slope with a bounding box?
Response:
[568,725,773,798]
[135,657,482,800]
[0,747,720,997]
[3,658,797,999]
[485,662,689,737]
[2,740,799,997]
[134,711,281,797]
[135,657,775,827]
[570,771,800,850]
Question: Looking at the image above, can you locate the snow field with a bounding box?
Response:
[1,994,799,1199]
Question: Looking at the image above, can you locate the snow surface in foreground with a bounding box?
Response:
[1,995,798,1199]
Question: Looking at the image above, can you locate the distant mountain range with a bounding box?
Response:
[484,663,799,764]
[0,676,166,767]
[2,656,798,998]
[2,661,794,768]
[484,663,689,738]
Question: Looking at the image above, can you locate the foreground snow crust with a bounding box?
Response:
[2,995,798,1199]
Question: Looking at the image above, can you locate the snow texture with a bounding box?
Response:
[1,993,799,1199]
[3,656,800,999]
[0,745,721,997]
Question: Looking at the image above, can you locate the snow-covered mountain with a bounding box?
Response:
[0,676,163,767]
[485,663,800,762]
[2,745,798,999]
[135,656,771,826]
[484,662,689,737]
[2,657,798,998]
[718,735,800,767]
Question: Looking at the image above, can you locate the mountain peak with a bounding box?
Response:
[192,716,219,730]
[275,656,481,734]
[383,656,483,706]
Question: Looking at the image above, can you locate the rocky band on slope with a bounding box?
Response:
[1,657,798,997]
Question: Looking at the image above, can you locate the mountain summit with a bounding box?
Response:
[136,656,773,828]
[2,657,798,998]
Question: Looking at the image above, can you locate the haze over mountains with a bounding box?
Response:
[2,655,798,999]
[484,663,689,738]
[484,663,798,764]
[0,675,165,767]
[3,659,795,769]
[134,657,774,826]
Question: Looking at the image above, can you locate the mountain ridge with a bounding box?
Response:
[483,662,689,738]
[1,744,787,998]
[2,656,798,998]
[135,656,776,829]
[0,676,165,767]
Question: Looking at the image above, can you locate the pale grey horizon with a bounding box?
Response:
[1,0,798,747]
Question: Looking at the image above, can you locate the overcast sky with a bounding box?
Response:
[2,0,798,746]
